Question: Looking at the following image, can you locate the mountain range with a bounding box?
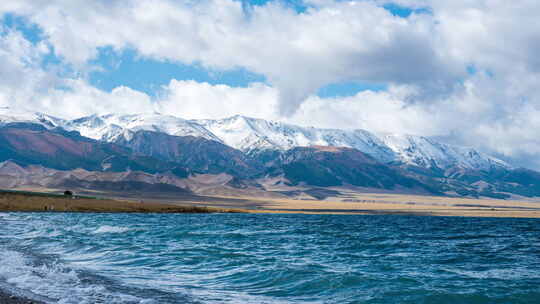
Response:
[1,106,539,200]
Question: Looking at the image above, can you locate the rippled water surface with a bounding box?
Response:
[0,213,539,303]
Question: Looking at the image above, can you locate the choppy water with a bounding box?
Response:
[0,213,539,303]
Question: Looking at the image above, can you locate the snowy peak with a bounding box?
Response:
[64,114,125,142]
[197,115,509,170]
[195,115,397,162]
[0,107,65,129]
[380,134,510,170]
[195,115,313,152]
[62,113,220,142]
[0,109,511,171]
[64,113,510,170]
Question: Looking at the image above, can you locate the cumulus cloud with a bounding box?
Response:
[38,81,155,119]
[158,80,279,119]
[0,27,59,109]
[0,0,462,115]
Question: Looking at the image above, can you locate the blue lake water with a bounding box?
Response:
[0,213,539,303]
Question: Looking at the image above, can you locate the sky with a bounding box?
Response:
[0,0,539,168]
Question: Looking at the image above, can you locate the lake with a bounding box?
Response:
[0,213,539,303]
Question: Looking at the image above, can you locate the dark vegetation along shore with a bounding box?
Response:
[0,190,243,213]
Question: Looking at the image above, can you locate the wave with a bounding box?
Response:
[1,213,539,303]
[93,225,132,234]
[445,268,540,280]
[0,212,13,219]
[0,247,169,304]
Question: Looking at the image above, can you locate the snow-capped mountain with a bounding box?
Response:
[0,109,510,171]
[0,107,65,129]
[379,134,509,170]
[61,113,220,142]
[195,115,509,170]
[195,115,397,162]
[2,109,536,199]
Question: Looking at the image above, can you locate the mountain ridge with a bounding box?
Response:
[0,108,510,172]
[4,108,535,199]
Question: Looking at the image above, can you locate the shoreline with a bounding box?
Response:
[2,190,540,218]
[0,191,245,214]
[249,209,540,218]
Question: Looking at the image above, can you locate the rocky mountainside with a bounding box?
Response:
[114,130,262,178]
[0,122,189,176]
[264,146,435,192]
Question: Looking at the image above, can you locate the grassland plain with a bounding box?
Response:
[2,189,540,218]
[231,192,540,218]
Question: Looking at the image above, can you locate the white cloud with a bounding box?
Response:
[38,81,155,119]
[0,27,58,109]
[158,80,279,120]
[287,86,425,133]
[0,0,462,115]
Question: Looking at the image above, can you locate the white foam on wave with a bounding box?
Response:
[93,225,131,234]
[0,213,13,219]
[0,248,152,304]
[447,268,540,280]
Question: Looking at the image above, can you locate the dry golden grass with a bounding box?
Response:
[0,192,244,213]
[205,192,540,218]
